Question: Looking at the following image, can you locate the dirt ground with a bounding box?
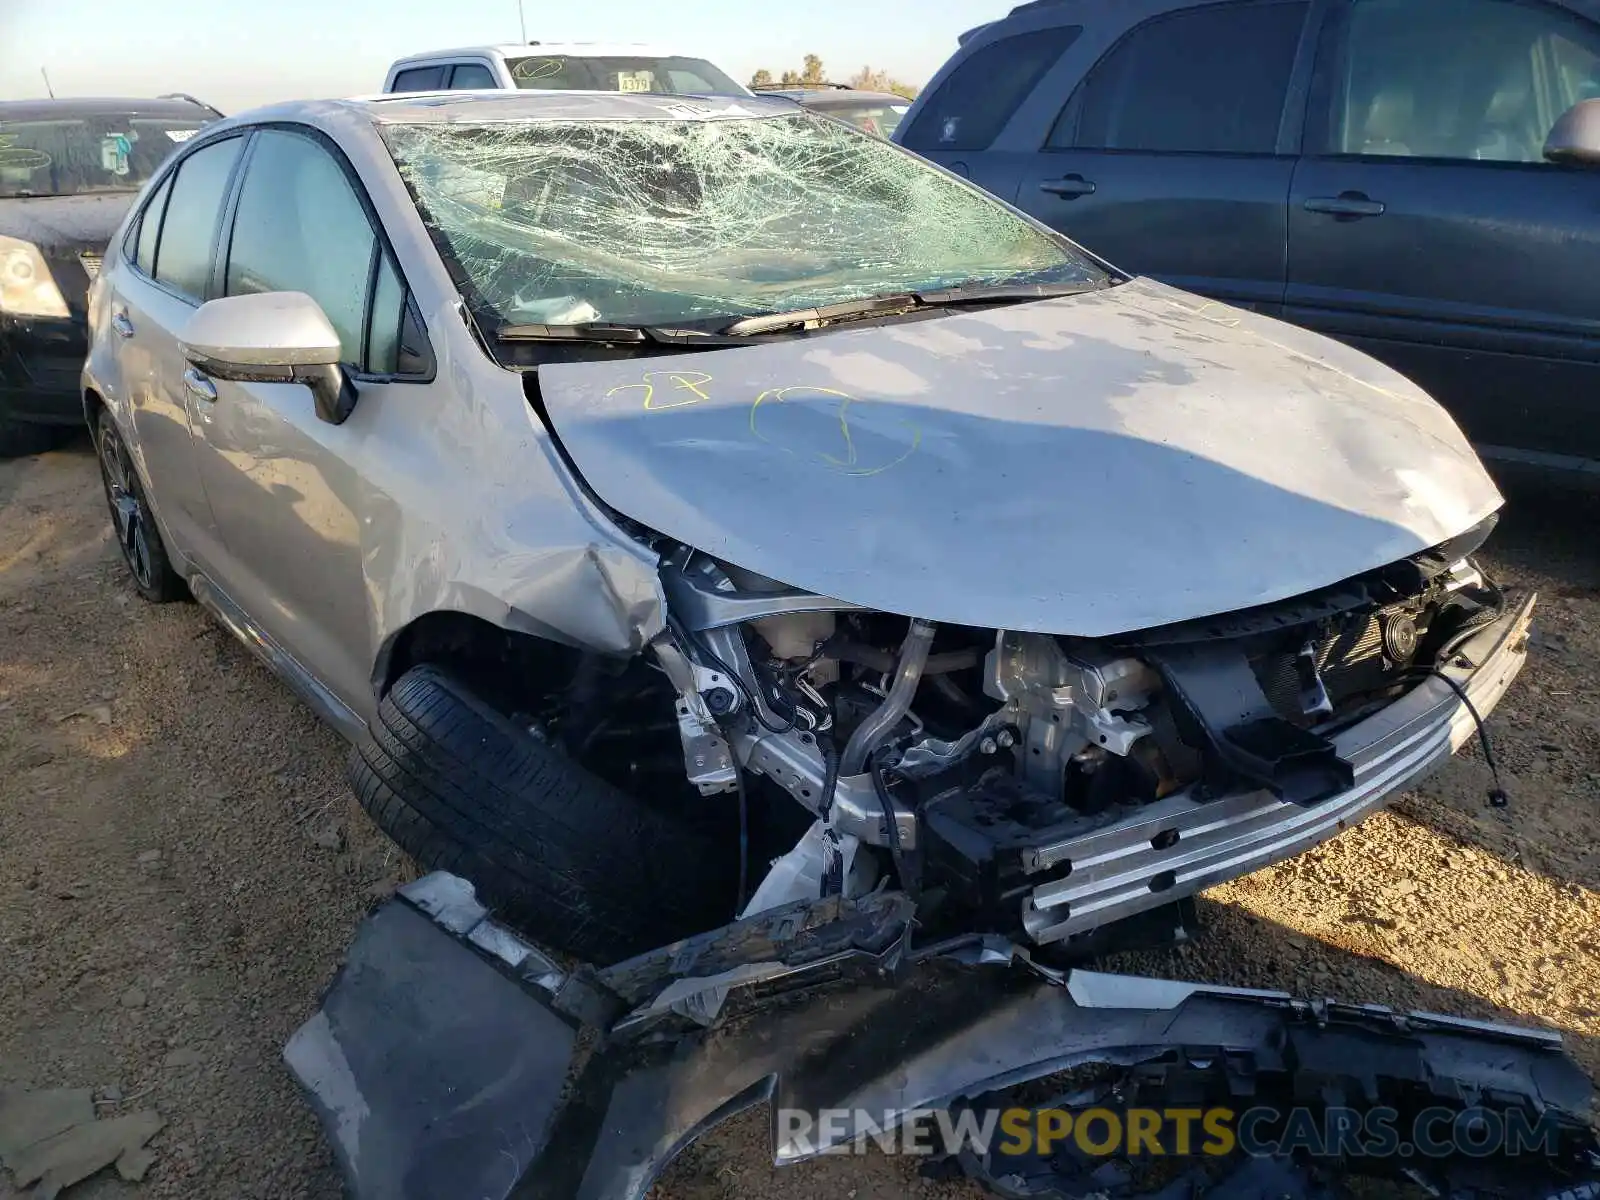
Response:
[2,441,1598,1200]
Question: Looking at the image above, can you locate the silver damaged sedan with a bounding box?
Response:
[82,92,1533,965]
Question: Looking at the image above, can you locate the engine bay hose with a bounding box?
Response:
[841,618,938,776]
[834,642,981,676]
[871,748,918,899]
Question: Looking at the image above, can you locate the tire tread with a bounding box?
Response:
[348,664,733,962]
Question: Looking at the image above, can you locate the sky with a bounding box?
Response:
[0,0,1011,113]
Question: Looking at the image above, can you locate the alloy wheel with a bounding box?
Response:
[99,427,155,590]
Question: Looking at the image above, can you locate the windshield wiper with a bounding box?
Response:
[497,322,651,343]
[716,281,1111,337]
[718,294,917,337]
[496,321,764,346]
[498,280,1112,345]
[912,279,1110,306]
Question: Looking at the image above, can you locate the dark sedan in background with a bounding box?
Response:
[897,0,1600,480]
[1,95,219,456]
[761,85,912,138]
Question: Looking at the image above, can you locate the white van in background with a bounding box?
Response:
[382,44,752,97]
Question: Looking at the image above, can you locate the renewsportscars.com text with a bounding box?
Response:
[778,1104,1564,1160]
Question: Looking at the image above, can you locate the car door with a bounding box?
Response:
[185,126,417,713]
[1286,0,1600,463]
[108,133,246,575]
[1012,0,1317,313]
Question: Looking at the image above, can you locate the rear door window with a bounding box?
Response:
[448,63,497,89]
[133,173,173,275]
[1058,1,1309,154]
[900,25,1083,151]
[390,65,447,92]
[152,135,243,301]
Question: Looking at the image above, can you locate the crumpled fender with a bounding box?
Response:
[285,875,1600,1200]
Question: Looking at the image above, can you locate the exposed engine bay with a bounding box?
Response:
[533,516,1513,954]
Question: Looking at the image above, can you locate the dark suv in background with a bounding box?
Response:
[896,0,1600,478]
[0,95,219,456]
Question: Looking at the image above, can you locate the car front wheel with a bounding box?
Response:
[348,664,739,964]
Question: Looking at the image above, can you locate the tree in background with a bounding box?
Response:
[776,56,824,88]
[849,65,920,99]
[751,55,920,97]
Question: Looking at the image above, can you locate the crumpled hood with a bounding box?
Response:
[0,192,133,254]
[536,278,1502,636]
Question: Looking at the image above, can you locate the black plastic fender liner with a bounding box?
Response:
[285,874,1600,1200]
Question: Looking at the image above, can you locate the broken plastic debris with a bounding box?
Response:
[4,1104,162,1199]
[0,1090,94,1161]
[506,293,600,325]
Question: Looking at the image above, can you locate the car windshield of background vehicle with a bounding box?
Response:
[381,112,1105,329]
[506,55,744,95]
[825,102,911,138]
[0,116,208,198]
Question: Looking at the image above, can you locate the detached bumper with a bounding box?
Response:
[287,872,1597,1200]
[1022,593,1536,944]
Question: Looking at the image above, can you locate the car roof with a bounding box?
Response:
[779,90,910,108]
[391,43,696,64]
[971,0,1600,29]
[0,97,215,122]
[225,92,800,130]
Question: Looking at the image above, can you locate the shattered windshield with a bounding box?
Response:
[380,112,1103,330]
[506,55,743,96]
[0,116,209,198]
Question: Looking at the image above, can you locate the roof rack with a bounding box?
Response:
[751,81,854,91]
[158,92,225,119]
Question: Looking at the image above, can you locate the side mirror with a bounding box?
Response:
[1544,98,1600,167]
[181,291,358,425]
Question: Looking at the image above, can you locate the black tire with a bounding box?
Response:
[94,409,187,602]
[0,416,68,459]
[348,664,738,963]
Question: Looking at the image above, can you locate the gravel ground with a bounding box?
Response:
[1,441,1597,1199]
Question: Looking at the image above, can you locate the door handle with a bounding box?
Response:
[182,367,217,403]
[1039,174,1097,199]
[1303,192,1386,219]
[110,311,135,339]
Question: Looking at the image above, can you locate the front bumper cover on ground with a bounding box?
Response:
[287,870,1600,1200]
